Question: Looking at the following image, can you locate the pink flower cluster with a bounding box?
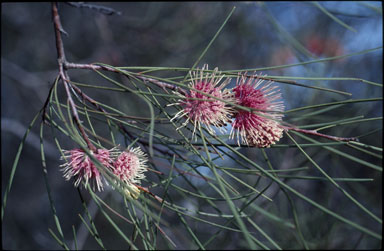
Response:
[170,64,285,148]
[230,73,284,148]
[60,146,147,196]
[170,65,234,139]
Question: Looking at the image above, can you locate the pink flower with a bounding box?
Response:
[170,64,234,139]
[112,147,148,199]
[230,73,285,147]
[113,147,147,184]
[60,148,116,192]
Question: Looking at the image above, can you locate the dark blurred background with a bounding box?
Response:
[2,2,382,250]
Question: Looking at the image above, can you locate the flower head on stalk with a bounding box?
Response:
[169,64,234,140]
[230,73,285,147]
[112,146,148,199]
[60,147,118,192]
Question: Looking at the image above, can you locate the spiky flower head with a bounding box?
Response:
[60,148,117,192]
[230,73,285,147]
[112,146,148,199]
[170,64,234,139]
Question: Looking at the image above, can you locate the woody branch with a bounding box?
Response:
[51,2,185,154]
[52,2,357,147]
[52,2,96,152]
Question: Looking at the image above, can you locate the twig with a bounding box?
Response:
[64,62,187,95]
[66,2,122,16]
[66,60,358,144]
[52,2,96,152]
[284,126,359,142]
[53,4,357,148]
[42,78,57,124]
[137,75,187,96]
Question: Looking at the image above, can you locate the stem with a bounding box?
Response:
[53,6,357,147]
[65,62,186,95]
[52,2,96,152]
[66,61,358,145]
[285,126,358,142]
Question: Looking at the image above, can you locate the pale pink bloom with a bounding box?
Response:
[113,147,148,198]
[230,73,285,147]
[169,64,234,139]
[60,148,116,192]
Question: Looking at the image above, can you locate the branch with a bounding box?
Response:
[52,7,356,147]
[52,2,96,152]
[284,126,359,142]
[66,2,122,16]
[65,61,358,144]
[52,2,67,62]
[64,62,187,95]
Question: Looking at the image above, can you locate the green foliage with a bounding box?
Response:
[2,2,382,250]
